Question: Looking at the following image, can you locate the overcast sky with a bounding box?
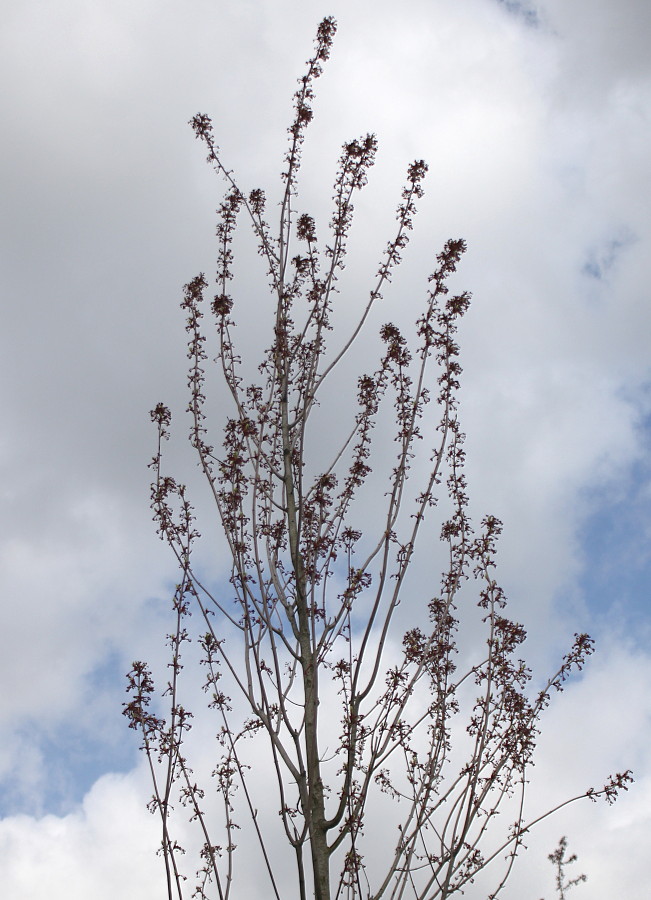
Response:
[1,0,650,897]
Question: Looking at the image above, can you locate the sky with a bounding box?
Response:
[0,0,650,896]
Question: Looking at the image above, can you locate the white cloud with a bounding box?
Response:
[0,768,162,900]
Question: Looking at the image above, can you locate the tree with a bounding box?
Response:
[124,17,631,900]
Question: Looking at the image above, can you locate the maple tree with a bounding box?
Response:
[124,17,631,900]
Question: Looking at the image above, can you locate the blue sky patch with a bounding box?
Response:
[494,0,541,28]
[577,431,651,639]
[0,652,141,819]
[582,228,638,281]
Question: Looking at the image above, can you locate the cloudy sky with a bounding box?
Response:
[1,0,650,896]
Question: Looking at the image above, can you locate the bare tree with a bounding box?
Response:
[124,17,631,900]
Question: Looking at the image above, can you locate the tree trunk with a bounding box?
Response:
[282,385,331,900]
